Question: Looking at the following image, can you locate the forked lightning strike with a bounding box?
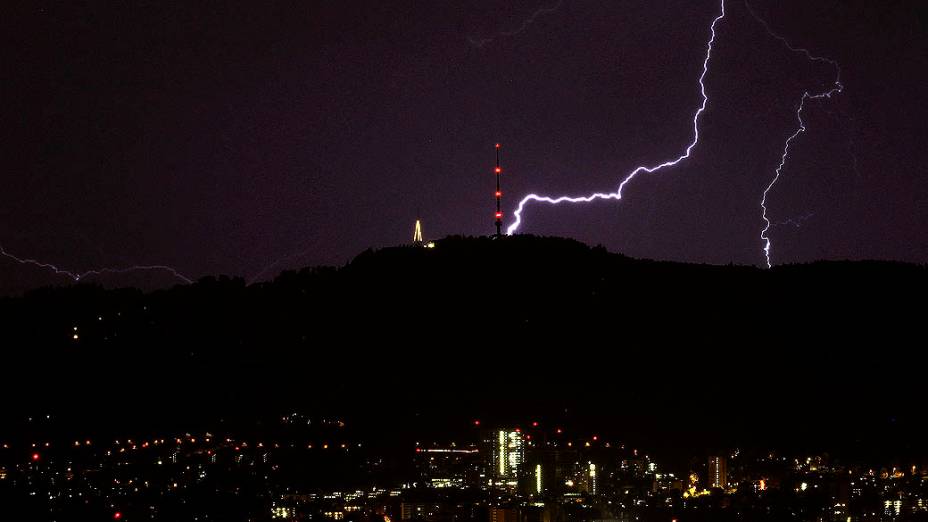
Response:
[506,0,727,236]
[747,0,843,267]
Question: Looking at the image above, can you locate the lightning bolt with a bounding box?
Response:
[468,0,564,49]
[0,243,192,284]
[748,0,843,268]
[506,0,727,236]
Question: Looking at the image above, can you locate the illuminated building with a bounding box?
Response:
[400,503,428,520]
[708,456,727,489]
[414,446,480,488]
[271,506,296,519]
[884,499,903,517]
[523,444,581,497]
[489,507,520,522]
[488,430,524,490]
[535,464,542,495]
[586,462,597,496]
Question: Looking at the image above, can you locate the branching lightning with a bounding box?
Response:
[506,0,727,236]
[747,0,843,268]
[0,244,192,284]
[468,0,564,49]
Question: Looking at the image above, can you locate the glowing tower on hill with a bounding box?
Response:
[413,219,423,246]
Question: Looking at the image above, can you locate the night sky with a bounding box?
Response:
[2,0,926,293]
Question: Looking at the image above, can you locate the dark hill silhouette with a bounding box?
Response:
[1,235,925,459]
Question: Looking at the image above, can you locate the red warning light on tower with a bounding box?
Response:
[494,144,503,237]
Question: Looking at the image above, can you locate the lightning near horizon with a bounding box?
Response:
[0,244,192,285]
[0,0,845,287]
[746,0,843,268]
[506,0,727,236]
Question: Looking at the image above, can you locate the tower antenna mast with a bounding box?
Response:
[495,144,502,237]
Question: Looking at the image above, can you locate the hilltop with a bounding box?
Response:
[1,235,925,455]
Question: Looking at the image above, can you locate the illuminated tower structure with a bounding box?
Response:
[494,144,503,237]
[413,219,423,246]
[708,456,727,489]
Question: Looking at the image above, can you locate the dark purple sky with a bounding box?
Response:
[2,0,926,292]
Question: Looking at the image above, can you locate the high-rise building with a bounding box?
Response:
[489,430,524,490]
[586,462,597,496]
[708,456,727,489]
